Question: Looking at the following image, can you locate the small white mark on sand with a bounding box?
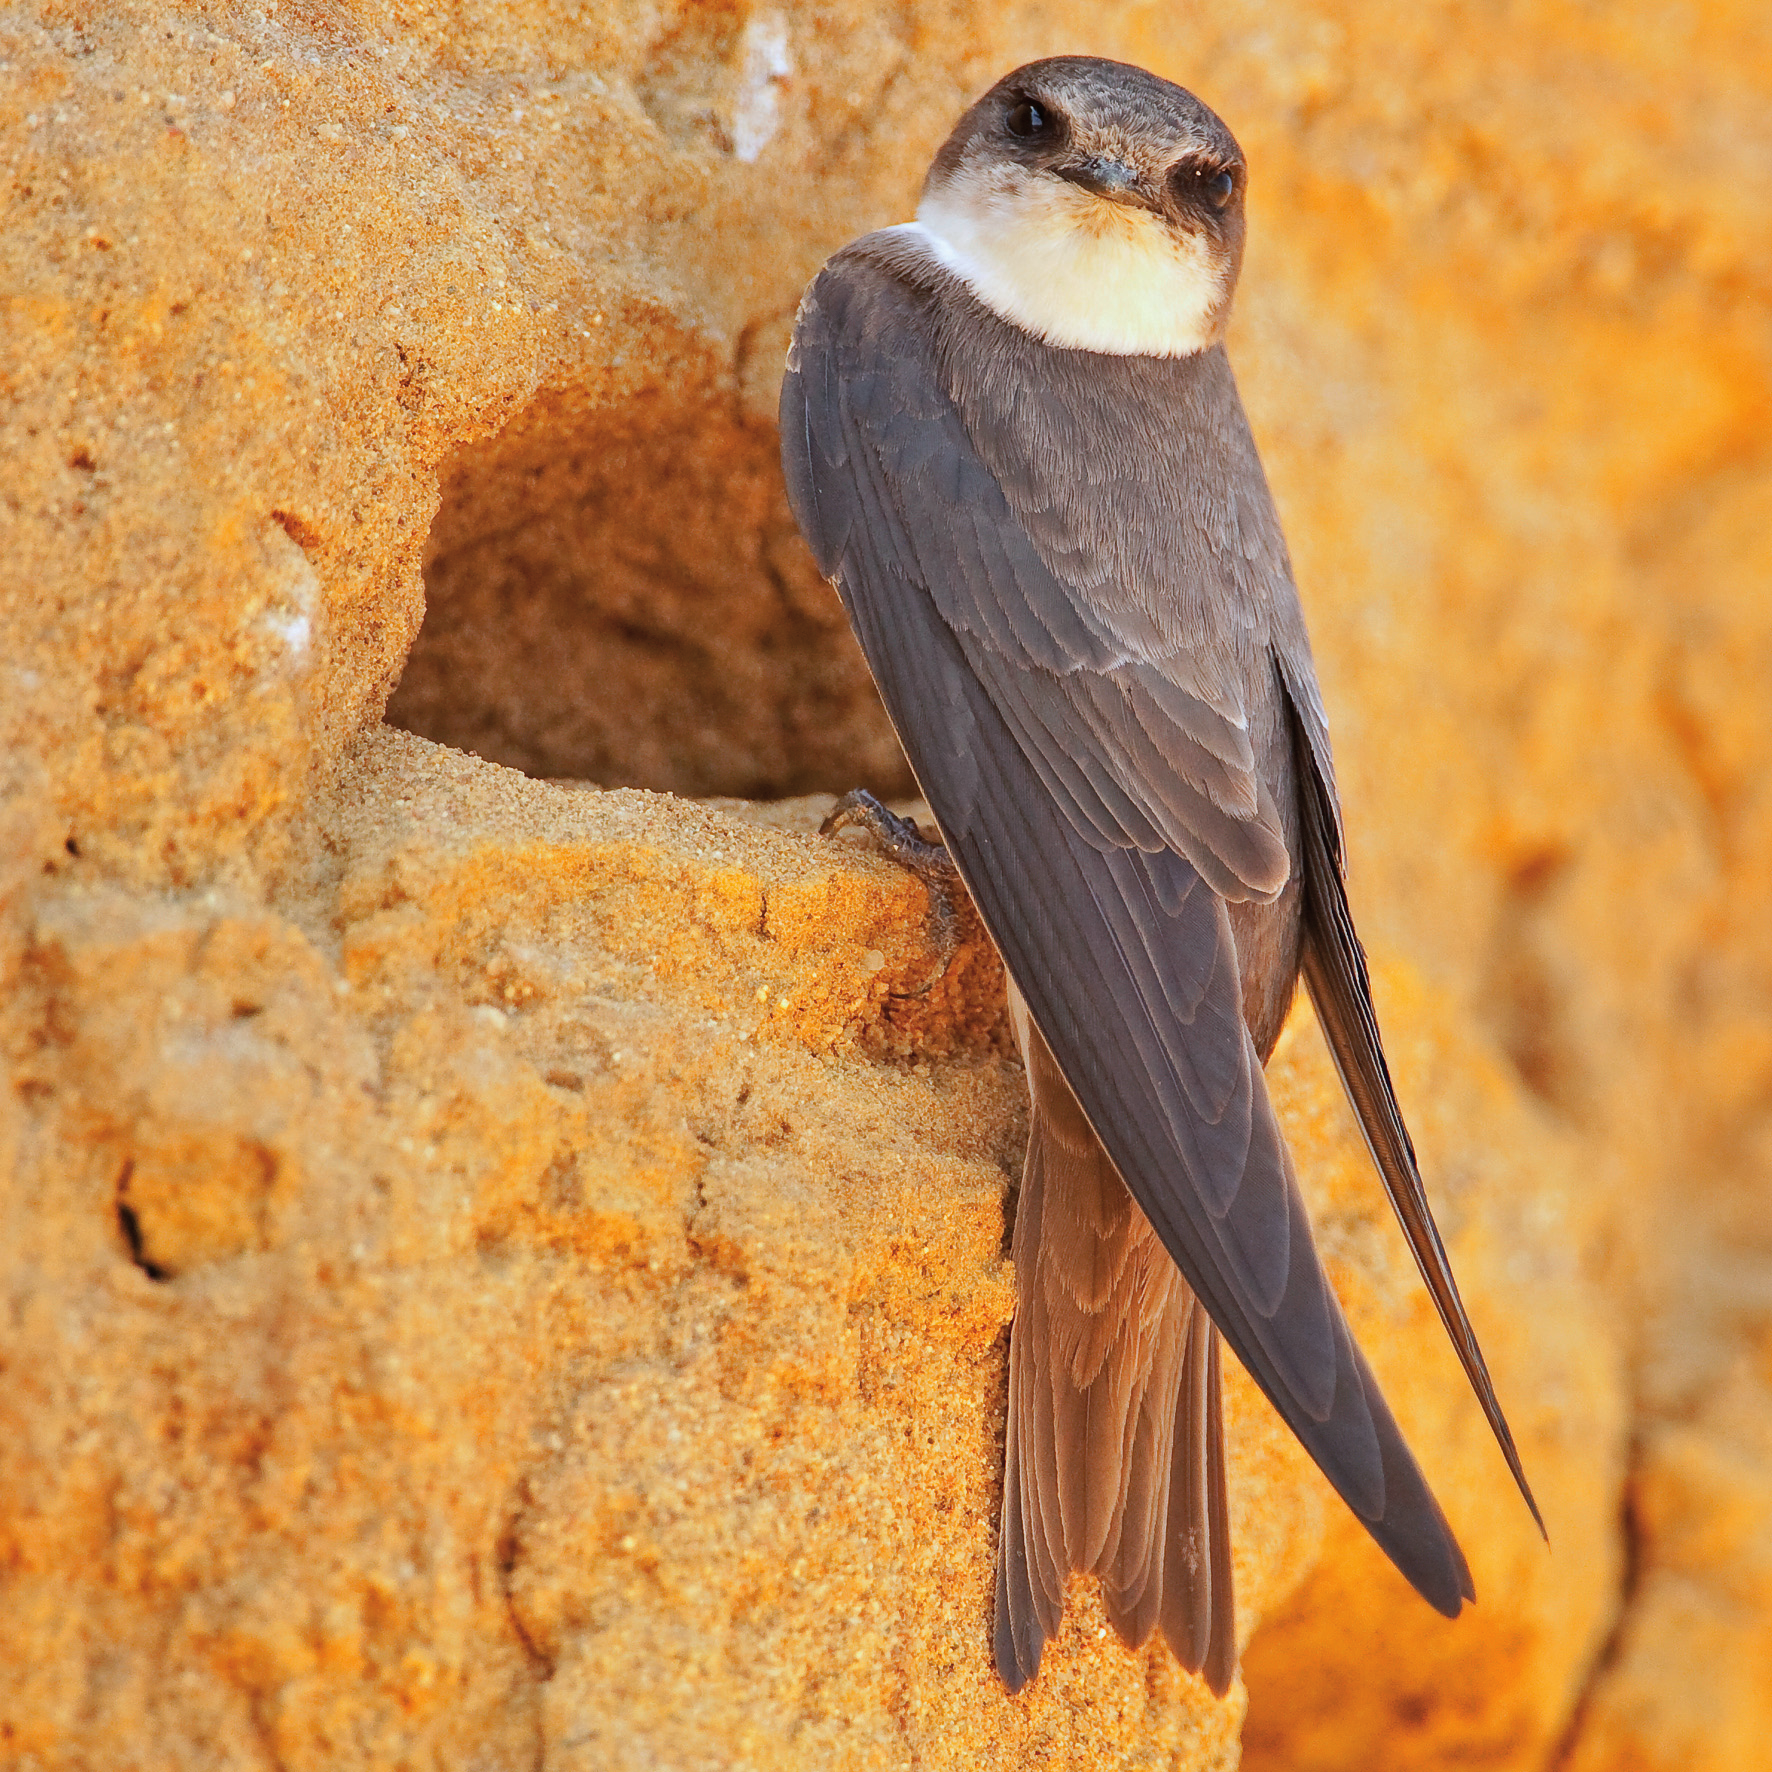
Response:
[731,12,791,165]
[266,612,312,657]
[263,531,320,666]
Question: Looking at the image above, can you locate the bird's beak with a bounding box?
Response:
[1055,155,1160,213]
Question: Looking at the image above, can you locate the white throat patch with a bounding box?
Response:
[906,163,1226,359]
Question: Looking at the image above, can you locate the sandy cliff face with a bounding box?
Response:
[2,3,1768,1768]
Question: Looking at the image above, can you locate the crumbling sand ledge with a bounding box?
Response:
[0,726,1617,1770]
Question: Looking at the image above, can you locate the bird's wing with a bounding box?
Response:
[782,246,1474,1613]
[785,248,1288,906]
[1277,654,1546,1536]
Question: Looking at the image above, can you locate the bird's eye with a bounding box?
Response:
[1202,167,1235,209]
[1005,98,1050,139]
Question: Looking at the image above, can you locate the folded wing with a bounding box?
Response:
[782,246,1478,1614]
[1279,663,1545,1537]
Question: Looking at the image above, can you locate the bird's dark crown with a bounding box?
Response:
[925,56,1246,237]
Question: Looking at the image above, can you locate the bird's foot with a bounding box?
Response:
[820,789,962,995]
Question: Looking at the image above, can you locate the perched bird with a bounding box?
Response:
[780,55,1540,1695]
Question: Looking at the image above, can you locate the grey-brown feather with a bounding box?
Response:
[1002,996,1237,1693]
[781,209,1519,1693]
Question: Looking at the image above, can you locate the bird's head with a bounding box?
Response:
[917,57,1246,358]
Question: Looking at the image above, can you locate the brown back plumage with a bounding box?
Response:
[781,54,1539,1701]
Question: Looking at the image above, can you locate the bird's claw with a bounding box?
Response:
[820,788,963,995]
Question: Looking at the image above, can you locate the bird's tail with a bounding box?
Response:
[994,1010,1236,1694]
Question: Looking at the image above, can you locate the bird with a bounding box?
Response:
[778,54,1541,1696]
